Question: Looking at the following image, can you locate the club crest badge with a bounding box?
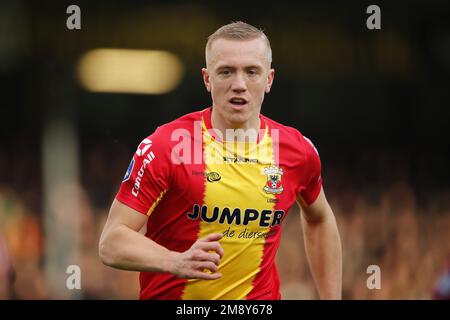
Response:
[263,166,284,194]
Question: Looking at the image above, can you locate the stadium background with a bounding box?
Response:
[0,0,449,299]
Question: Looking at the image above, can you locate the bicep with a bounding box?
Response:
[297,187,332,224]
[104,199,148,233]
[99,199,150,267]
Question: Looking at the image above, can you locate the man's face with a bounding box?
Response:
[202,37,274,128]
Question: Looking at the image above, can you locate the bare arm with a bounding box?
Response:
[298,188,342,299]
[99,199,224,280]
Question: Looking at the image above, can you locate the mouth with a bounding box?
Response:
[229,97,248,108]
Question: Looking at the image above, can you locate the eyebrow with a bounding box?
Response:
[215,64,263,71]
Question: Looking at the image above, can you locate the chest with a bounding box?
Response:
[173,158,300,214]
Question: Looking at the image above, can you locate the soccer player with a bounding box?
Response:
[99,21,342,300]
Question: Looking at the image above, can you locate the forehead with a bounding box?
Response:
[207,37,270,68]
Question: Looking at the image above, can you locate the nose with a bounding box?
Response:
[231,73,247,93]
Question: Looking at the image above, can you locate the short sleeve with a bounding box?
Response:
[298,136,323,206]
[115,129,172,215]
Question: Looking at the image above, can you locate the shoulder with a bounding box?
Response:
[133,108,203,162]
[261,113,319,157]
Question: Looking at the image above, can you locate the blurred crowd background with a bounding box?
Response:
[0,0,449,299]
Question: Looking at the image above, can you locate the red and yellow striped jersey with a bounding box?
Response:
[116,107,322,300]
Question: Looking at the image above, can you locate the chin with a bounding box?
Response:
[226,113,250,126]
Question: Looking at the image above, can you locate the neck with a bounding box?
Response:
[210,108,260,143]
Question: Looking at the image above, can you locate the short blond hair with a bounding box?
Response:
[205,21,272,65]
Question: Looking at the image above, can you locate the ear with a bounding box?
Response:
[202,68,211,92]
[265,68,275,93]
